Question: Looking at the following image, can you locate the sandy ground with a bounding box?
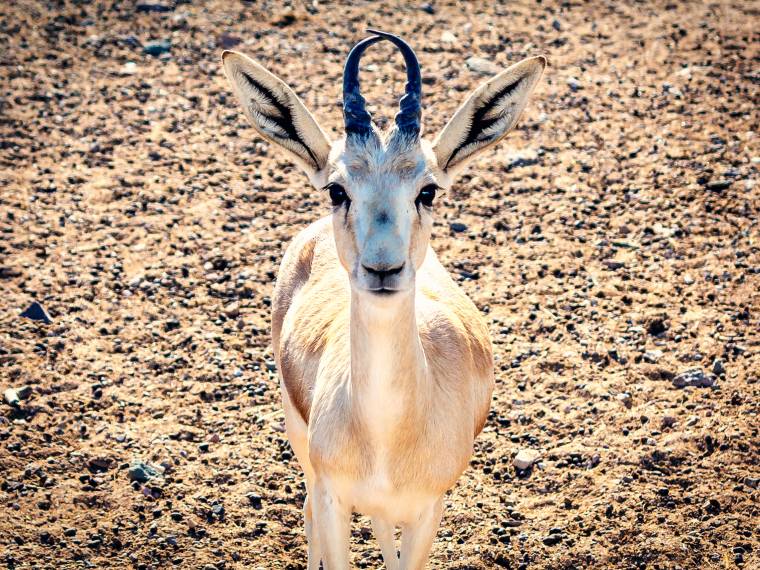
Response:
[1,1,758,568]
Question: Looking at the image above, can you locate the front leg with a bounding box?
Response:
[399,497,444,570]
[372,516,399,570]
[312,478,352,570]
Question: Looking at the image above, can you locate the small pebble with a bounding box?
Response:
[19,301,52,324]
[672,368,715,388]
[513,449,540,470]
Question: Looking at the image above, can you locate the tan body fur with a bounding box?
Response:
[272,216,493,506]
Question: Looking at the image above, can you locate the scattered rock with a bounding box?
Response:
[224,302,240,318]
[543,532,563,546]
[449,222,468,233]
[505,149,540,170]
[566,76,582,91]
[646,316,668,336]
[246,493,263,509]
[128,461,164,483]
[661,415,677,429]
[19,301,52,324]
[218,33,242,49]
[87,456,114,472]
[643,349,663,363]
[440,31,458,44]
[466,57,501,76]
[143,40,171,56]
[712,358,725,376]
[119,61,138,76]
[513,449,540,470]
[705,179,731,192]
[3,389,20,408]
[136,2,174,13]
[603,259,625,270]
[617,392,632,408]
[672,368,715,388]
[4,386,31,408]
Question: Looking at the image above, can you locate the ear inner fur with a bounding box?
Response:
[445,76,524,169]
[240,71,320,170]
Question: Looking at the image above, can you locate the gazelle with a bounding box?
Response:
[222,30,545,569]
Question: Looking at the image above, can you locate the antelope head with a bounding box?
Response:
[222,30,545,298]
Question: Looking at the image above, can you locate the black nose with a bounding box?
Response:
[362,263,404,280]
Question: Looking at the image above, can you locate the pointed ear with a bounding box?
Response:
[221,50,332,184]
[432,56,546,176]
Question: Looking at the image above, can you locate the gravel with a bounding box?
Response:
[672,368,716,388]
[0,1,756,568]
[513,449,541,470]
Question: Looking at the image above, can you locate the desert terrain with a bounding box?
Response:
[0,1,758,568]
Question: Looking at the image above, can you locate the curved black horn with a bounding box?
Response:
[366,29,422,138]
[343,35,383,138]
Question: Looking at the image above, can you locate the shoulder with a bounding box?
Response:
[416,249,494,436]
[272,216,335,347]
[416,249,493,379]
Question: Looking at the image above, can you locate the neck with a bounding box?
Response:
[349,287,426,389]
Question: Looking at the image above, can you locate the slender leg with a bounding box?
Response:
[305,492,322,570]
[399,498,444,570]
[372,517,399,570]
[312,479,352,570]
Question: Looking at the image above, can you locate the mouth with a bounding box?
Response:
[368,287,399,296]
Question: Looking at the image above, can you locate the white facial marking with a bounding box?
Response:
[329,134,436,297]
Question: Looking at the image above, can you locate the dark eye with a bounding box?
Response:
[326,183,349,208]
[416,184,437,208]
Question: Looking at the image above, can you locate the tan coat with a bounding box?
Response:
[272,217,494,502]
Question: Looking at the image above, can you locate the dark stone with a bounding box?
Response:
[705,179,731,191]
[20,301,52,324]
[672,368,715,388]
[218,34,242,49]
[143,40,171,56]
[127,461,163,483]
[246,493,263,509]
[136,2,174,13]
[647,316,667,336]
[87,457,114,472]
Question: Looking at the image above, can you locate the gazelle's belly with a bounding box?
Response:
[282,383,444,524]
[330,458,442,526]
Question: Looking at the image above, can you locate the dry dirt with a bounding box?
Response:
[1,1,758,569]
